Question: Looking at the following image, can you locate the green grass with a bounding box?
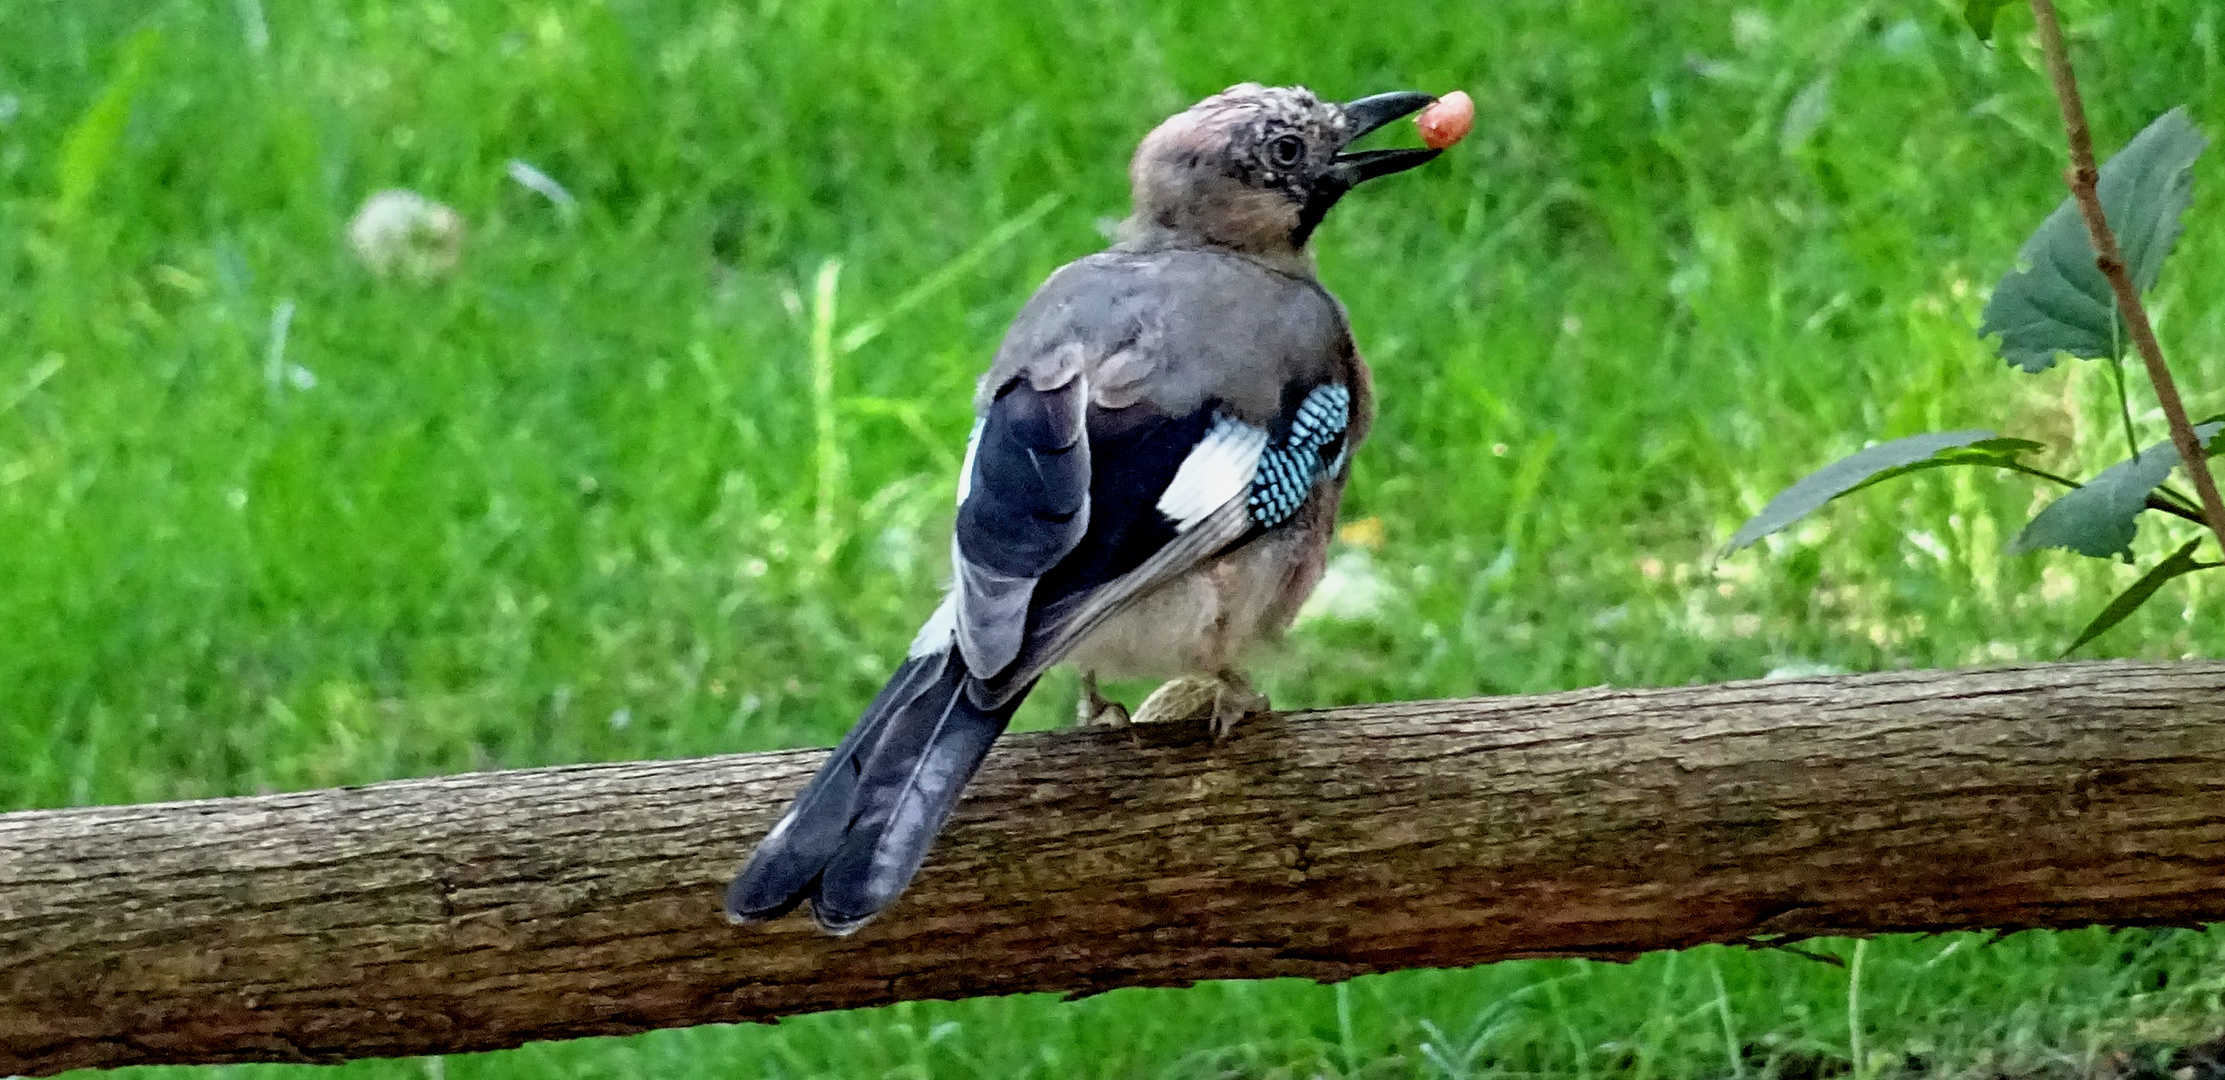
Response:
[5,0,2225,1076]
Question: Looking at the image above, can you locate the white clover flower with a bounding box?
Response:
[347,189,465,279]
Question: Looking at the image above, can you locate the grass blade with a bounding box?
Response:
[811,259,844,552]
[837,192,1067,356]
[53,28,161,225]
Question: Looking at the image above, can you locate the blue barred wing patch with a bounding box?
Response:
[1247,383,1350,528]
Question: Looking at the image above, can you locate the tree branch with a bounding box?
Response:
[2026,0,2225,547]
[4,661,2225,1075]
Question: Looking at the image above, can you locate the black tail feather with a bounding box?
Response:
[724,649,957,923]
[725,646,1027,933]
[810,674,1016,932]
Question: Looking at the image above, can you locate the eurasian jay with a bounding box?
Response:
[728,84,1457,934]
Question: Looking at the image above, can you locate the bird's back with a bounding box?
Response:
[983,249,1361,432]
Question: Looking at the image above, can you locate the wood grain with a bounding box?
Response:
[5,660,2223,1074]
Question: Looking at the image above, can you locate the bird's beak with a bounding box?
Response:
[1294,90,1447,246]
[1330,91,1442,186]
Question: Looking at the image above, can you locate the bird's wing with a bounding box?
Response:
[1012,380,1353,688]
[927,254,1356,706]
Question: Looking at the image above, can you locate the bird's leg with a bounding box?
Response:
[1131,669,1270,742]
[1076,671,1131,729]
[1208,667,1270,743]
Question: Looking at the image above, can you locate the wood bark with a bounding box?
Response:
[4,660,2224,1075]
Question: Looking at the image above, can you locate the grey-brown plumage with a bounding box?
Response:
[728,83,1450,935]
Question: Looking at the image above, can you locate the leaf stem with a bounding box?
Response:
[2105,355,2140,460]
[2027,0,2225,548]
[2145,493,2209,527]
[1975,459,2202,524]
[2155,483,2203,513]
[1997,461,2082,489]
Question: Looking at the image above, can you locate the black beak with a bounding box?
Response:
[1330,91,1442,186]
[1292,90,1445,247]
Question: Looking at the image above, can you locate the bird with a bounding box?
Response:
[727,83,1455,935]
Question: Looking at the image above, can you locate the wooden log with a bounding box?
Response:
[4,660,2223,1075]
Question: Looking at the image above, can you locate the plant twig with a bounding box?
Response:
[2105,355,2141,460]
[2146,493,2210,527]
[2027,0,2225,548]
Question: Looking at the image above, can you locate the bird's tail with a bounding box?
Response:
[724,645,1024,934]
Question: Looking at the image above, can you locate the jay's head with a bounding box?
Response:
[1125,84,1442,257]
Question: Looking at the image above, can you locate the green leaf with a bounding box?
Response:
[1722,430,1996,556]
[1842,437,2049,495]
[2011,421,2225,560]
[2062,538,2220,655]
[1963,0,2016,42]
[1978,107,2207,373]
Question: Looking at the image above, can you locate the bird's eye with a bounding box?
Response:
[1267,135,1305,168]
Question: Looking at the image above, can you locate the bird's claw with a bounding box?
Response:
[1086,701,1132,728]
[1077,673,1137,744]
[1210,679,1270,743]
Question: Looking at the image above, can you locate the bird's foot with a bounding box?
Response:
[1208,669,1270,742]
[1076,672,1132,730]
[1133,669,1269,742]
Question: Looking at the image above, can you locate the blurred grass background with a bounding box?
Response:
[4,0,2224,1076]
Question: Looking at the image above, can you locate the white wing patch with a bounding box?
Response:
[1156,414,1268,532]
[954,419,985,506]
[909,593,958,658]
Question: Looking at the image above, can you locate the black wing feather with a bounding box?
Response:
[1030,402,1216,611]
[954,379,1090,578]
